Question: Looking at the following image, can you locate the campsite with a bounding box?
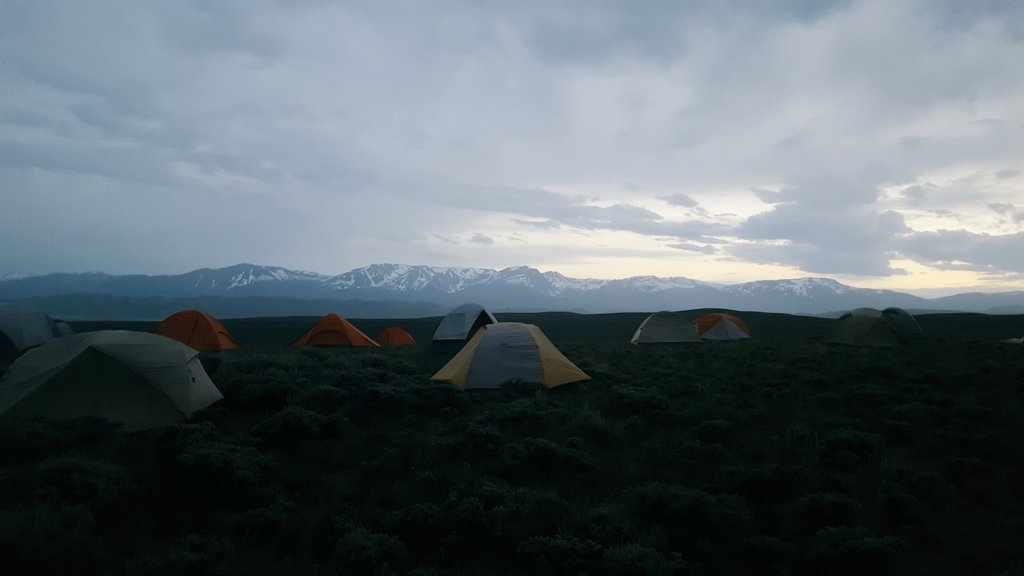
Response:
[1,308,1023,575]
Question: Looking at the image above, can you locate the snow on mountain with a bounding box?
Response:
[2,262,1021,315]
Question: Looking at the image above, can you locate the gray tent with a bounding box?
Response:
[824,308,908,347]
[0,304,70,356]
[631,311,701,344]
[432,303,497,354]
[882,307,922,336]
[0,330,222,430]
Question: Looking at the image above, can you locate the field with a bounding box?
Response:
[2,311,1024,575]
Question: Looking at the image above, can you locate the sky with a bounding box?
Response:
[2,0,1023,296]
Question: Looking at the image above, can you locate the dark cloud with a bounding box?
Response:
[989,203,1015,215]
[995,169,1020,179]
[751,188,787,205]
[470,233,494,245]
[659,193,699,207]
[900,230,1024,273]
[667,242,717,254]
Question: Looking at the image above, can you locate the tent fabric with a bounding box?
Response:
[376,327,417,347]
[630,311,701,344]
[291,314,379,348]
[432,303,497,353]
[0,330,223,430]
[694,313,752,340]
[431,322,589,390]
[824,308,908,347]
[882,307,922,336]
[154,310,239,352]
[0,304,65,353]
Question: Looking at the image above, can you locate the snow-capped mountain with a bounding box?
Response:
[1,262,1021,316]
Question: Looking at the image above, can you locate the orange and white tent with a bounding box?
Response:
[376,327,416,347]
[693,313,751,341]
[291,313,379,348]
[154,310,239,352]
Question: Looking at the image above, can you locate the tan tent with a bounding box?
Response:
[630,311,700,344]
[825,308,908,347]
[693,313,752,341]
[0,331,223,430]
[154,309,239,352]
[431,322,589,390]
[432,303,497,354]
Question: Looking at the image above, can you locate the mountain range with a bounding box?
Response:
[2,263,1023,320]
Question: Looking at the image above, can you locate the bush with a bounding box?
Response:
[331,519,405,576]
[600,543,685,576]
[517,534,603,575]
[800,526,909,576]
[694,419,735,444]
[251,406,334,448]
[789,493,863,535]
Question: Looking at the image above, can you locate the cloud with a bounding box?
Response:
[470,233,495,245]
[899,230,1024,273]
[989,202,1015,215]
[667,242,717,254]
[513,219,562,230]
[751,188,787,205]
[659,193,699,207]
[996,169,1020,179]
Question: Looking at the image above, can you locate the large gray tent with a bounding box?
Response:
[432,303,497,354]
[824,308,908,347]
[0,304,70,356]
[882,307,922,336]
[631,311,701,344]
[0,331,222,430]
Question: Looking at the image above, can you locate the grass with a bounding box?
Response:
[1,311,1023,574]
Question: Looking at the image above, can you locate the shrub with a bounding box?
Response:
[500,437,593,478]
[517,534,603,575]
[600,543,686,576]
[251,405,333,448]
[331,519,405,576]
[789,493,863,535]
[800,526,909,576]
[694,419,735,444]
[0,503,104,573]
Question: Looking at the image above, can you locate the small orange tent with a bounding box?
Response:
[693,313,751,340]
[154,310,239,352]
[376,327,416,347]
[291,314,379,348]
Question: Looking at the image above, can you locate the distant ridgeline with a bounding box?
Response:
[1,263,1023,318]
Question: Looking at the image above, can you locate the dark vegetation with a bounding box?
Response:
[2,311,1023,575]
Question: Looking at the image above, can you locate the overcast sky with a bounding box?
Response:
[2,0,1022,295]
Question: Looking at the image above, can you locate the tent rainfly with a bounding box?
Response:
[154,310,239,352]
[291,314,379,348]
[0,304,70,356]
[693,313,752,341]
[431,322,589,390]
[824,308,908,347]
[882,307,922,336]
[0,330,223,430]
[432,303,497,354]
[630,311,701,344]
[376,327,417,347]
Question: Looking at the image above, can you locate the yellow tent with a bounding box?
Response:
[431,322,589,390]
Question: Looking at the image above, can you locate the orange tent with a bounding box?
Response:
[376,327,417,347]
[291,314,379,348]
[693,312,752,340]
[154,310,239,352]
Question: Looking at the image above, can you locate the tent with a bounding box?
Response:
[291,313,379,348]
[0,304,70,357]
[824,308,908,347]
[882,307,922,336]
[431,322,589,390]
[154,310,239,352]
[432,303,497,354]
[376,327,417,347]
[694,312,752,341]
[0,330,223,430]
[630,311,701,344]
